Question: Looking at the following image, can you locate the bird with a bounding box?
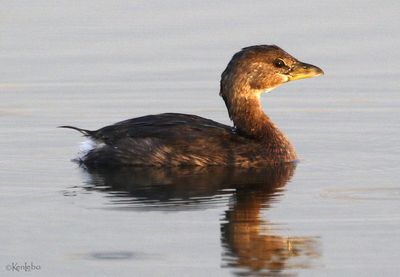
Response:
[60,45,323,168]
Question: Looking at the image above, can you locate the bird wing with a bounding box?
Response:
[90,113,236,145]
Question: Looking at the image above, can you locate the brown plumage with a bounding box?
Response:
[60,45,323,168]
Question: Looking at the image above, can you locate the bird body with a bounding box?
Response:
[62,113,292,167]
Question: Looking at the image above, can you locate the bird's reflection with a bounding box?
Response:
[220,164,320,276]
[80,163,320,275]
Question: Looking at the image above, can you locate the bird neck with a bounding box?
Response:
[221,84,296,159]
[229,93,282,140]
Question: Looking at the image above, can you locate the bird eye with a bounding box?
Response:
[273,59,286,68]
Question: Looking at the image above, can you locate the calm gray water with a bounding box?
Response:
[1,1,400,276]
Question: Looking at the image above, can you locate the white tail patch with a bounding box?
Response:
[78,139,96,159]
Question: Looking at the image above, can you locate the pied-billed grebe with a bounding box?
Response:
[61,45,323,167]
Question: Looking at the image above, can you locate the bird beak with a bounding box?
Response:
[287,61,324,81]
